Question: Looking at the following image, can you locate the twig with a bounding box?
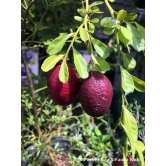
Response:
[21,53,42,138]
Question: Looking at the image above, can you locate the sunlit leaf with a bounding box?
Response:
[59,59,68,83]
[120,65,134,93]
[73,49,89,79]
[41,54,64,72]
[90,36,110,59]
[47,33,74,55]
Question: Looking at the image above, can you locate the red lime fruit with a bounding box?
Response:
[78,71,113,117]
[47,65,79,106]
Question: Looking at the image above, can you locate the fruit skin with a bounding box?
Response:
[112,154,135,166]
[47,65,79,106]
[78,71,113,117]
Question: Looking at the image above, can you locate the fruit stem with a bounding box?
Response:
[21,53,42,139]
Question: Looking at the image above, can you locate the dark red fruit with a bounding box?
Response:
[47,65,79,106]
[112,154,135,166]
[78,71,113,117]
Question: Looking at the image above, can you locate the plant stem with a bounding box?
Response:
[34,86,47,93]
[85,0,89,30]
[66,20,88,56]
[104,0,115,18]
[22,0,36,36]
[115,29,128,155]
[21,53,42,138]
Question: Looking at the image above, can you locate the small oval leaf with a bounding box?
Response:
[79,28,89,42]
[88,22,95,33]
[136,140,145,152]
[59,59,69,83]
[94,127,101,136]
[73,49,89,79]
[121,51,136,71]
[90,18,99,23]
[100,17,117,28]
[102,134,111,142]
[117,9,127,21]
[131,75,145,92]
[74,16,83,22]
[118,26,132,45]
[90,36,110,59]
[127,23,145,52]
[125,13,137,21]
[90,1,104,7]
[135,22,145,39]
[77,9,86,17]
[103,27,115,35]
[120,65,134,93]
[41,54,64,72]
[95,56,110,72]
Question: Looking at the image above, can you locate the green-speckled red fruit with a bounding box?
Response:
[112,154,135,166]
[78,71,113,117]
[47,65,79,106]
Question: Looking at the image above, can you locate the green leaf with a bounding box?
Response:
[79,28,89,42]
[121,106,138,158]
[95,56,110,72]
[127,23,145,52]
[54,142,59,149]
[123,153,128,166]
[131,75,145,92]
[102,163,109,166]
[103,27,115,35]
[73,49,89,79]
[91,54,99,64]
[125,13,137,21]
[90,1,104,7]
[59,59,69,83]
[135,141,145,166]
[47,33,74,55]
[100,17,117,28]
[108,0,115,2]
[121,51,136,71]
[102,134,111,142]
[135,22,145,39]
[117,9,127,21]
[118,26,132,45]
[74,16,83,22]
[77,8,86,17]
[90,36,110,59]
[136,140,145,152]
[91,6,100,13]
[94,127,101,136]
[122,106,138,141]
[41,54,64,72]
[120,65,134,93]
[88,22,95,33]
[90,18,99,23]
[88,42,92,55]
